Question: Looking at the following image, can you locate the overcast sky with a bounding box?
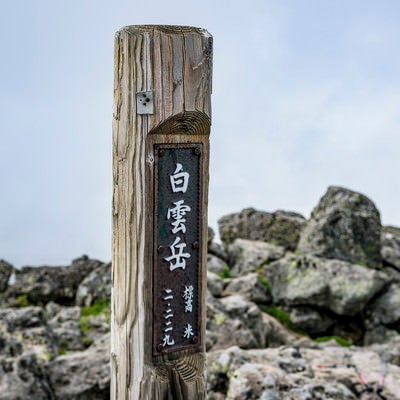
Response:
[1,0,399,267]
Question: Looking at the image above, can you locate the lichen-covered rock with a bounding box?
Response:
[0,260,13,292]
[224,273,272,305]
[297,186,382,268]
[227,239,285,277]
[264,255,388,316]
[4,256,102,306]
[75,262,111,307]
[382,226,400,270]
[218,208,305,251]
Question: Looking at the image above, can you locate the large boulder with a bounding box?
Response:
[4,256,102,306]
[297,186,382,268]
[227,239,285,277]
[218,208,305,251]
[382,226,400,270]
[264,255,388,316]
[0,260,13,293]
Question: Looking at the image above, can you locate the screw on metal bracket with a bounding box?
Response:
[136,91,154,114]
[156,344,163,352]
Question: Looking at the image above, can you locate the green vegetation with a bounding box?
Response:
[214,313,226,326]
[81,299,110,317]
[264,304,306,336]
[217,264,231,279]
[258,276,271,292]
[82,336,93,347]
[266,304,292,327]
[16,294,31,307]
[79,317,91,335]
[79,299,111,336]
[58,348,67,356]
[314,336,351,347]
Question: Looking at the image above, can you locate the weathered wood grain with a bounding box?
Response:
[111,25,212,400]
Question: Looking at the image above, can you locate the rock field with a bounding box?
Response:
[1,186,400,399]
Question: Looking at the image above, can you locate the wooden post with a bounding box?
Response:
[111,26,212,399]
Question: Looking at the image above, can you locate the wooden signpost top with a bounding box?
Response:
[111,26,212,399]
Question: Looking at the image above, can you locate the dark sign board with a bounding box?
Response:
[153,144,203,356]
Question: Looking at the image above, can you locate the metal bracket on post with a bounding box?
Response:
[136,91,154,114]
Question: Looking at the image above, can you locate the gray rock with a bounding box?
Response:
[49,333,110,399]
[218,208,305,251]
[207,254,229,276]
[297,186,382,268]
[224,272,272,305]
[382,265,400,284]
[226,363,282,400]
[364,325,399,345]
[0,307,56,360]
[219,295,265,349]
[369,284,400,326]
[265,255,388,316]
[262,313,301,347]
[75,262,111,307]
[48,307,84,351]
[0,352,54,400]
[44,301,62,321]
[227,239,285,276]
[288,382,356,400]
[208,242,229,262]
[5,256,102,305]
[382,226,400,269]
[206,295,265,351]
[208,225,228,261]
[290,307,334,335]
[208,226,216,245]
[207,345,400,400]
[0,260,13,292]
[207,272,224,297]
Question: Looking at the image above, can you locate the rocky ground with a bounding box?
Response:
[1,186,400,399]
